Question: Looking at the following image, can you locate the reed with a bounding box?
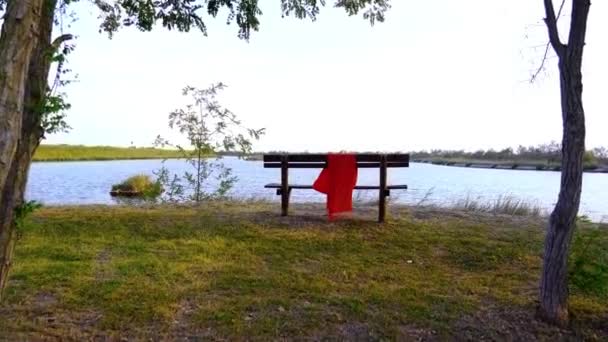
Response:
[452,194,544,217]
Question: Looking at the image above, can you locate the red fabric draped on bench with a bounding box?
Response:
[263,153,409,222]
[312,154,358,220]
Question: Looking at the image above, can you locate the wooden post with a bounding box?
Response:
[378,154,387,223]
[281,155,289,216]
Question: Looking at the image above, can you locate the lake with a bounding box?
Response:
[26,157,608,221]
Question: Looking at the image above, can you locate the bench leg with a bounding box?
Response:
[378,156,387,223]
[379,192,388,223]
[281,156,289,216]
[281,188,291,216]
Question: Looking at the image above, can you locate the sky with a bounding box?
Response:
[45,0,607,152]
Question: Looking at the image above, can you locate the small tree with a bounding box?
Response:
[537,0,591,326]
[155,83,264,202]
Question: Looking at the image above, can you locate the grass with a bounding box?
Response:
[452,195,544,217]
[0,202,606,340]
[33,144,184,161]
[570,220,608,297]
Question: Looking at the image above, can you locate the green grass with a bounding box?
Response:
[452,195,544,217]
[33,144,184,161]
[0,203,606,340]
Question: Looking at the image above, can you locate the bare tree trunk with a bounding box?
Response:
[0,0,56,300]
[538,0,590,326]
[0,0,46,299]
[0,114,40,297]
[538,58,586,327]
[0,0,45,198]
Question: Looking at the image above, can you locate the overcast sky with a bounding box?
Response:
[45,0,607,152]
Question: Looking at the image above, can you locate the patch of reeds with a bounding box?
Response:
[451,194,544,217]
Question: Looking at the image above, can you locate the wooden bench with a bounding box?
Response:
[263,153,410,222]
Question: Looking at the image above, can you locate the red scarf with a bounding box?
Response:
[313,154,358,220]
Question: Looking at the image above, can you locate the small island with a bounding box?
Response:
[110,174,162,198]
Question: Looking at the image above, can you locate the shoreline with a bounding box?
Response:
[32,156,185,162]
[32,200,607,223]
[31,155,245,162]
[413,159,608,174]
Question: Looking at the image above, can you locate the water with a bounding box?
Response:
[25,157,608,221]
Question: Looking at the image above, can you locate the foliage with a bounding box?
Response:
[41,94,71,135]
[111,174,162,199]
[1,204,606,339]
[569,218,608,297]
[582,151,598,168]
[154,83,264,202]
[152,166,185,201]
[592,147,608,161]
[40,34,77,137]
[33,144,184,161]
[13,201,42,233]
[91,0,391,39]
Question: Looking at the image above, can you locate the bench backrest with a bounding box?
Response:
[263,153,409,168]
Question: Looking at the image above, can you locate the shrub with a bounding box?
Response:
[111,174,162,199]
[583,151,599,169]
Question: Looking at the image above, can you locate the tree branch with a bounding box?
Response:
[51,34,73,51]
[543,0,565,57]
[531,0,567,82]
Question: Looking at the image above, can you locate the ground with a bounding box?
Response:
[0,202,606,340]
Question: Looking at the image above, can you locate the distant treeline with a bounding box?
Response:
[411,142,608,167]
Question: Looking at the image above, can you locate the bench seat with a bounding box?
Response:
[264,183,408,194]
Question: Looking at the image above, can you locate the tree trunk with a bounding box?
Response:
[0,0,56,300]
[538,57,586,327]
[538,0,590,327]
[0,110,41,297]
[0,0,45,198]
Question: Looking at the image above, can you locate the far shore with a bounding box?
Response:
[33,144,225,162]
[413,158,608,173]
[33,146,608,174]
[33,156,187,162]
